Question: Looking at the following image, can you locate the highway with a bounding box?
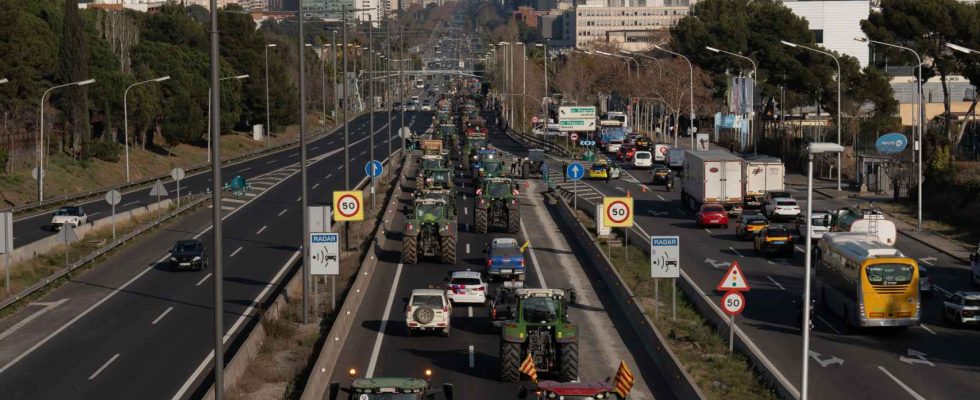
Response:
[541,138,980,400]
[0,111,431,399]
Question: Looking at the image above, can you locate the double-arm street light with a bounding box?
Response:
[653,45,695,150]
[124,75,171,182]
[621,50,661,77]
[781,40,842,191]
[37,78,96,202]
[856,37,924,231]
[706,45,759,154]
[207,74,250,163]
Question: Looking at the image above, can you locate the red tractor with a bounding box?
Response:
[518,381,622,399]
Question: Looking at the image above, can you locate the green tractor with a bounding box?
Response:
[417,155,447,183]
[474,177,520,234]
[329,376,455,400]
[500,288,579,383]
[418,167,455,196]
[403,196,457,264]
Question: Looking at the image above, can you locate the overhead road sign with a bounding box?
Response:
[333,191,364,221]
[566,162,585,181]
[559,106,597,119]
[650,236,679,278]
[602,197,634,227]
[309,232,340,275]
[558,119,596,132]
[715,261,750,292]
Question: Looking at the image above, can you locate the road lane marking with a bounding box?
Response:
[122,201,139,207]
[195,273,212,286]
[366,263,404,378]
[296,196,302,202]
[326,174,333,179]
[89,212,101,217]
[230,246,243,258]
[278,209,288,216]
[266,160,276,164]
[676,208,689,215]
[464,207,468,215]
[816,315,842,335]
[469,345,475,368]
[934,284,951,296]
[256,226,267,235]
[766,276,785,290]
[152,307,174,325]
[313,183,320,189]
[704,229,712,234]
[337,165,343,170]
[519,218,548,289]
[468,307,473,318]
[0,299,69,343]
[238,167,251,173]
[919,324,937,335]
[657,195,665,201]
[795,245,804,253]
[729,246,744,257]
[311,146,319,151]
[288,153,298,157]
[466,243,470,254]
[877,366,926,400]
[88,354,120,380]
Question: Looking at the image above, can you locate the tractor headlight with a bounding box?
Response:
[193,256,202,261]
[170,257,178,262]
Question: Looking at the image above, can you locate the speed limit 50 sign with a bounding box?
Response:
[333,191,364,221]
[721,291,745,316]
[602,197,633,227]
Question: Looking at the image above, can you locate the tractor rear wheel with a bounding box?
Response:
[559,341,579,382]
[500,342,521,382]
[475,209,488,234]
[440,234,457,264]
[402,235,418,264]
[507,209,520,234]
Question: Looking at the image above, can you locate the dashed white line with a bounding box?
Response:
[195,273,212,286]
[313,183,320,189]
[88,354,120,380]
[239,167,251,173]
[266,160,276,165]
[878,366,927,400]
[795,245,804,253]
[366,263,404,378]
[288,153,298,157]
[337,165,343,170]
[229,246,243,258]
[468,306,473,318]
[122,201,139,207]
[468,345,475,368]
[152,307,174,325]
[311,146,319,151]
[256,226,267,235]
[657,195,665,201]
[766,276,785,290]
[919,324,937,335]
[466,243,470,254]
[704,228,712,234]
[326,173,333,179]
[278,209,288,216]
[464,207,468,215]
[296,196,302,202]
[729,246,744,257]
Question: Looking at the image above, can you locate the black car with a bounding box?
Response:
[651,167,672,185]
[169,239,208,271]
[488,281,523,332]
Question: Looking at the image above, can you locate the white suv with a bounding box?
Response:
[406,289,451,337]
[446,270,487,304]
[766,198,800,221]
[632,151,653,169]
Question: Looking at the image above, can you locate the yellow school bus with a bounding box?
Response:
[815,232,919,328]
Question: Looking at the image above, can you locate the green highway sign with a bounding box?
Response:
[558,118,596,132]
[559,106,597,119]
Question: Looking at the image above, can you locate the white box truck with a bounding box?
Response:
[742,156,785,209]
[681,150,743,213]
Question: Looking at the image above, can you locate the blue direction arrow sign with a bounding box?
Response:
[365,160,383,178]
[580,140,596,147]
[566,162,585,181]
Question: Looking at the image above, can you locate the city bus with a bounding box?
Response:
[815,232,920,328]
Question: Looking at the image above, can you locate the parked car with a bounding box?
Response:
[920,265,933,297]
[488,281,523,332]
[405,289,451,336]
[169,239,209,271]
[445,270,487,304]
[485,238,526,281]
[753,226,795,257]
[632,151,653,169]
[796,210,832,242]
[766,197,801,221]
[735,213,769,240]
[696,203,729,228]
[943,291,980,326]
[50,205,88,231]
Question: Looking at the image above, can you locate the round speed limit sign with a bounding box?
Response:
[721,291,745,316]
[602,197,633,227]
[333,191,364,221]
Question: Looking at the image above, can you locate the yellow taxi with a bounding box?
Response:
[735,213,770,240]
[753,226,795,257]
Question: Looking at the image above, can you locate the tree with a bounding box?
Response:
[59,0,92,159]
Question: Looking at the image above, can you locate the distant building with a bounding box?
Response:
[513,6,540,29]
[888,70,977,126]
[781,0,870,67]
[572,4,689,49]
[79,0,166,12]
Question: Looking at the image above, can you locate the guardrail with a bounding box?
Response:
[502,128,571,158]
[0,193,211,312]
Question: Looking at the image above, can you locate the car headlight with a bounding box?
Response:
[193,256,202,261]
[170,257,178,262]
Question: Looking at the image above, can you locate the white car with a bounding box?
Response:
[766,198,800,221]
[445,270,487,304]
[796,211,831,242]
[605,140,623,153]
[406,289,451,336]
[943,291,980,326]
[632,151,653,169]
[51,205,88,231]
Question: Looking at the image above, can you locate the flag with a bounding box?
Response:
[520,352,538,383]
[520,240,530,252]
[613,360,634,398]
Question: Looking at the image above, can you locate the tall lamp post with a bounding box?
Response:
[206,0,223,397]
[535,43,548,126]
[782,40,842,191]
[123,75,170,182]
[857,37,924,231]
[653,45,695,150]
[265,43,277,147]
[37,78,96,202]
[706,46,758,154]
[207,74,249,163]
[803,142,845,400]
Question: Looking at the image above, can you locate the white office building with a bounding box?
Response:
[782,0,870,67]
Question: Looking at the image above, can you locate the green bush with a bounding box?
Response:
[89,141,121,162]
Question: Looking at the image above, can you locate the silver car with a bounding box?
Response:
[943,291,980,326]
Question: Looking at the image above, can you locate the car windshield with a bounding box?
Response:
[349,394,418,400]
[811,216,831,227]
[635,153,651,159]
[777,201,797,206]
[430,172,449,184]
[451,278,482,286]
[703,206,724,213]
[523,297,559,323]
[865,263,914,286]
[173,242,200,253]
[591,164,607,171]
[768,229,790,237]
[487,182,511,197]
[484,161,502,174]
[55,207,80,216]
[411,295,444,307]
[415,204,443,221]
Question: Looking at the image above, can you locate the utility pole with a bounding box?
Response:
[343,6,350,190]
[369,14,376,208]
[387,18,392,157]
[207,0,224,397]
[299,4,310,325]
[332,30,338,124]
[399,23,405,150]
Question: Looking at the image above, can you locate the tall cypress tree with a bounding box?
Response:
[59,0,92,159]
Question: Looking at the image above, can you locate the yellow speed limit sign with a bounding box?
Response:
[603,197,633,227]
[333,191,364,221]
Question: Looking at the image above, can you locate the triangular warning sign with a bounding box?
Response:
[149,179,169,197]
[715,261,750,292]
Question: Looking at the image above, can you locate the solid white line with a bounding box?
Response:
[366,263,404,378]
[766,276,785,290]
[88,354,120,380]
[519,219,548,289]
[878,366,927,400]
[278,209,288,216]
[195,273,212,287]
[657,195,665,201]
[0,299,69,343]
[256,226,267,235]
[151,307,174,325]
[729,246,744,257]
[816,315,843,335]
[469,345,475,368]
[230,246,243,258]
[920,324,937,335]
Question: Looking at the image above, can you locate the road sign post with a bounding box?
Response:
[57,226,79,273]
[171,167,186,207]
[365,160,383,210]
[566,162,584,211]
[1,212,12,294]
[310,232,340,316]
[333,191,364,251]
[651,236,680,321]
[105,190,121,241]
[149,179,169,224]
[720,291,746,353]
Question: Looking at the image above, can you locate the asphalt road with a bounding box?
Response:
[0,111,433,399]
[543,139,980,400]
[329,115,672,400]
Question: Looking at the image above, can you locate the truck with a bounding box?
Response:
[680,150,744,213]
[653,144,670,163]
[666,148,685,170]
[599,127,626,153]
[828,206,897,245]
[741,156,785,209]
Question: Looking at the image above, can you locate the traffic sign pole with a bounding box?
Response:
[720,290,746,354]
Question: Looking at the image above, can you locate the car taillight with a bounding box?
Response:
[963,310,974,318]
[491,308,497,319]
[487,259,493,267]
[475,286,485,291]
[520,259,525,267]
[443,307,449,312]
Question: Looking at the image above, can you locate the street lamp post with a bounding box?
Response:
[266,44,277,147]
[706,46,758,154]
[653,45,695,150]
[207,74,249,163]
[321,43,328,128]
[206,0,223,397]
[123,75,170,182]
[37,78,96,202]
[332,31,339,124]
[858,37,924,231]
[803,142,845,400]
[782,40,842,191]
[536,43,548,126]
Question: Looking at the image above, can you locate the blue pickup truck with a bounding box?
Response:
[485,238,525,281]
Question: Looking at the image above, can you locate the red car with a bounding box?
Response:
[519,381,616,399]
[696,203,729,228]
[617,144,636,161]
